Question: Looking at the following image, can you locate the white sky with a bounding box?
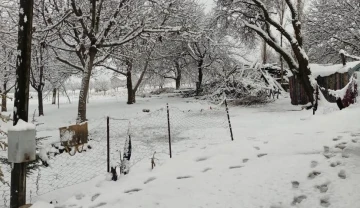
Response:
[197,0,215,13]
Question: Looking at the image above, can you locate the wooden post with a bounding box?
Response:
[107,116,110,172]
[167,103,172,158]
[11,0,34,207]
[57,88,60,109]
[224,99,234,141]
[340,52,346,66]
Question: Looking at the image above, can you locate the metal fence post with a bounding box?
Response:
[167,103,172,158]
[224,98,234,141]
[107,116,110,172]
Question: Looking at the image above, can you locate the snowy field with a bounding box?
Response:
[1,91,360,208]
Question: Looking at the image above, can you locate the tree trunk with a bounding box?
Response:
[37,89,44,116]
[280,34,284,88]
[262,40,267,64]
[1,82,7,112]
[175,60,182,90]
[1,93,6,112]
[52,88,56,105]
[127,70,134,104]
[175,76,181,90]
[196,59,204,95]
[76,46,96,123]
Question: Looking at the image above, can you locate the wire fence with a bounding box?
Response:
[0,102,232,207]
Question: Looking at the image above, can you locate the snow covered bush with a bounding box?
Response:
[120,135,132,175]
[199,67,274,105]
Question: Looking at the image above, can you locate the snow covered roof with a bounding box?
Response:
[288,61,360,77]
[310,61,360,77]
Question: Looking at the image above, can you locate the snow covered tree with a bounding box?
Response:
[306,0,360,63]
[94,78,110,95]
[216,0,317,110]
[37,0,186,123]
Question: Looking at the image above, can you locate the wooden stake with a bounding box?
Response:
[107,116,110,172]
[167,103,172,158]
[224,99,234,141]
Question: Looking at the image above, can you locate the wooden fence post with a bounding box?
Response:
[167,103,172,158]
[224,98,234,141]
[107,116,110,172]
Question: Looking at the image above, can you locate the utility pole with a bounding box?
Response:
[10,0,34,208]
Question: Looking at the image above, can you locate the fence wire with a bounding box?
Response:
[0,104,231,207]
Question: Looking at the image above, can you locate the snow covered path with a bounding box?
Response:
[29,97,360,208]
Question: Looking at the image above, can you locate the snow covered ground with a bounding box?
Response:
[1,91,360,208]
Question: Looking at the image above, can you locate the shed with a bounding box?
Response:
[288,61,360,105]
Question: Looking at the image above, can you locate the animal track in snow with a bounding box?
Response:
[177,176,192,179]
[253,146,260,150]
[124,188,142,194]
[243,158,249,163]
[229,165,243,169]
[291,195,307,205]
[308,171,321,179]
[144,177,156,184]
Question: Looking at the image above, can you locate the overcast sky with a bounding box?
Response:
[198,0,215,13]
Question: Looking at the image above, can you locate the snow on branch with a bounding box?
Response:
[339,50,360,61]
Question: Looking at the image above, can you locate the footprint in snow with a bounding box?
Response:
[291,181,300,189]
[91,193,100,202]
[330,161,341,167]
[350,132,360,137]
[335,142,347,150]
[144,177,156,184]
[320,197,331,207]
[124,188,142,194]
[177,176,192,179]
[75,194,85,200]
[253,146,260,150]
[202,168,212,172]
[257,153,267,158]
[308,171,321,179]
[315,183,329,193]
[291,195,307,205]
[338,170,346,179]
[311,161,318,168]
[89,202,107,208]
[195,156,209,162]
[342,152,350,158]
[243,158,249,163]
[229,165,243,169]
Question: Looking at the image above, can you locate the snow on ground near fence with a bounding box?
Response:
[2,92,360,208]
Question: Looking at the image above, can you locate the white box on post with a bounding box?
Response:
[8,119,36,163]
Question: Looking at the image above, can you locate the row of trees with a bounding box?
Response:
[1,0,248,122]
[1,0,355,122]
